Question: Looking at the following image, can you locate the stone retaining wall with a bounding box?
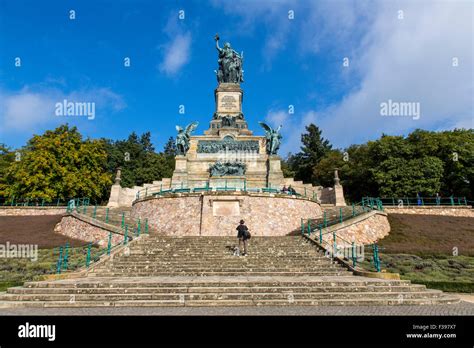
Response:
[132,192,322,236]
[320,211,390,247]
[54,214,124,247]
[384,206,473,217]
[0,207,67,216]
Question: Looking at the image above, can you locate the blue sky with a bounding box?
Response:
[0,0,472,154]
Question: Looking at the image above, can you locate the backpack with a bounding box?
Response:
[244,230,251,240]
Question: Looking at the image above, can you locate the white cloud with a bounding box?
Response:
[158,15,192,76]
[315,1,473,148]
[266,109,289,126]
[159,32,192,76]
[0,86,126,135]
[254,0,473,151]
[2,92,55,132]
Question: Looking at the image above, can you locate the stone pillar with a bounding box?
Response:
[107,167,122,207]
[333,169,346,206]
[171,155,189,188]
[267,155,284,188]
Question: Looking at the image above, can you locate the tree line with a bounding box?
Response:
[0,123,472,204]
[0,124,176,204]
[282,125,473,202]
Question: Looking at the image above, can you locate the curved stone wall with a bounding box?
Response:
[317,211,390,247]
[54,213,126,247]
[132,192,322,236]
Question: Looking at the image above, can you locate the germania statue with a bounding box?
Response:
[214,34,244,84]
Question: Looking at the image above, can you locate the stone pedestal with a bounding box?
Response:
[209,176,246,189]
[334,184,346,206]
[268,155,284,188]
[215,83,242,116]
[171,156,188,187]
[107,184,122,207]
[205,83,252,136]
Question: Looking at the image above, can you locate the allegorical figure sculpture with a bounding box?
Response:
[175,122,199,155]
[214,34,244,84]
[209,161,246,176]
[259,122,282,155]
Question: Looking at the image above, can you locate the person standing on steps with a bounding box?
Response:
[236,219,250,256]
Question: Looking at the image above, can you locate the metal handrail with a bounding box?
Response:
[134,183,319,202]
[371,196,468,206]
[301,198,383,271]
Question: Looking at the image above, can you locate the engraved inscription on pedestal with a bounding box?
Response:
[217,92,241,113]
[212,200,240,216]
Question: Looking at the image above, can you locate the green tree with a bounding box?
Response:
[163,136,177,157]
[312,150,345,187]
[290,124,332,184]
[281,153,296,178]
[163,136,176,177]
[425,129,474,199]
[0,144,15,197]
[3,125,112,202]
[372,156,444,197]
[103,133,176,188]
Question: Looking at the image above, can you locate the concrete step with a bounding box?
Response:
[0,290,447,302]
[22,279,413,288]
[8,284,428,295]
[100,266,340,272]
[0,296,460,308]
[88,271,352,277]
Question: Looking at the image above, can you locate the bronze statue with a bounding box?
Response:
[215,34,244,84]
[175,122,199,155]
[259,122,282,155]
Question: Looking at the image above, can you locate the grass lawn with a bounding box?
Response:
[380,214,474,257]
[360,253,474,293]
[0,215,100,291]
[361,213,474,293]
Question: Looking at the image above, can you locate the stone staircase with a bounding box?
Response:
[0,236,459,307]
[91,236,351,277]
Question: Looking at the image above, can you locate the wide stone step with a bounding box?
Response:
[133,243,317,248]
[0,296,460,308]
[133,243,316,248]
[100,267,339,272]
[8,285,428,295]
[22,279,412,289]
[123,254,325,258]
[90,271,351,277]
[104,261,335,266]
[104,261,334,265]
[0,290,446,302]
[103,263,334,268]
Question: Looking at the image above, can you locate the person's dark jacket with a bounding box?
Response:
[237,224,249,239]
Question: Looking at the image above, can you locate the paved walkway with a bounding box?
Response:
[1,301,473,316]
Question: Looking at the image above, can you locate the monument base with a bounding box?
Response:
[132,192,322,236]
